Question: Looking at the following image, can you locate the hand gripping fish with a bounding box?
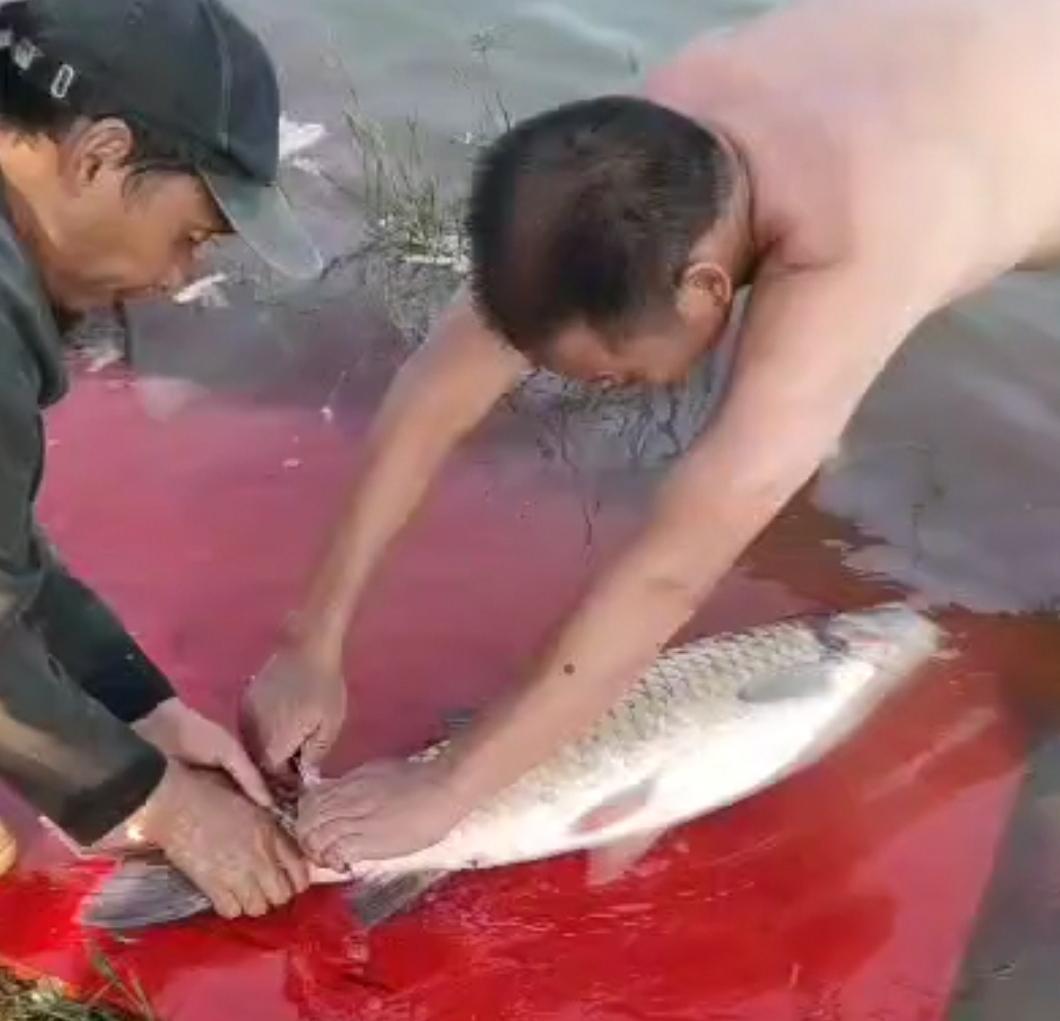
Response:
[81,603,940,931]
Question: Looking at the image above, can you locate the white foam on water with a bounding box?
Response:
[289,155,325,178]
[279,115,328,162]
[85,344,124,374]
[172,273,229,308]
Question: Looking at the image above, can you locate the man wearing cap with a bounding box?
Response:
[0,0,322,920]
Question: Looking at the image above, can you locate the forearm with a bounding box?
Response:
[289,399,457,658]
[28,563,175,723]
[289,292,525,660]
[443,474,788,810]
[0,620,167,844]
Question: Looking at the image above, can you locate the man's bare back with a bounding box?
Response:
[649,0,1060,303]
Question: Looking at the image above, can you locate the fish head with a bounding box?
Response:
[818,604,941,683]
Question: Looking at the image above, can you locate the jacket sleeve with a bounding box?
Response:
[0,621,168,844]
[0,326,166,846]
[27,546,176,724]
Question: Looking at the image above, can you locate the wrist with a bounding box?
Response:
[134,757,186,845]
[132,695,180,729]
[90,756,181,852]
[436,753,485,820]
[279,616,344,674]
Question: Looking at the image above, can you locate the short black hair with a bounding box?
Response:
[0,8,198,181]
[467,95,735,354]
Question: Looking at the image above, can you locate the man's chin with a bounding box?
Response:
[50,304,87,335]
[49,289,111,318]
[48,289,125,333]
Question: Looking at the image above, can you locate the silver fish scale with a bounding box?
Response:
[439,618,833,829]
[566,621,823,765]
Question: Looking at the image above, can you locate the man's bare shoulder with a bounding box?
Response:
[647,0,1060,290]
[642,33,742,118]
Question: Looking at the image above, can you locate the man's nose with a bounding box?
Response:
[160,250,198,296]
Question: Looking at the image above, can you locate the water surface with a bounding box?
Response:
[3,1,1060,1017]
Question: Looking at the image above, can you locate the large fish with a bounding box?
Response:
[82,603,940,931]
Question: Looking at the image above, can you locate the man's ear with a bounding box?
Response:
[58,118,134,193]
[675,261,733,323]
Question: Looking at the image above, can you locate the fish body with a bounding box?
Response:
[82,604,940,931]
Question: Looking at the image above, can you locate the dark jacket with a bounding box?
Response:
[0,185,174,845]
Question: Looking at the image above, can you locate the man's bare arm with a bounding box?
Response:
[436,265,926,817]
[293,290,529,660]
[241,290,528,771]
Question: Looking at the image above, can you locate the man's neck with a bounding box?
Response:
[0,132,44,210]
[708,125,763,288]
[0,133,54,264]
[0,133,81,328]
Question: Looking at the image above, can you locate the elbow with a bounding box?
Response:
[730,469,808,520]
[625,540,717,624]
[656,462,806,550]
[720,437,824,511]
[640,570,705,622]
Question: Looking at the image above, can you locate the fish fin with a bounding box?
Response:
[81,859,212,931]
[572,778,656,835]
[586,829,667,887]
[349,870,450,929]
[738,663,833,704]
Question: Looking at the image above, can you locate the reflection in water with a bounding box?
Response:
[949,689,1060,1019]
[816,273,1060,615]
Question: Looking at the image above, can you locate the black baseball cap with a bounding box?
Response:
[0,0,323,280]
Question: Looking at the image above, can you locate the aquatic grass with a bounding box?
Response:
[336,94,469,350]
[0,948,155,1021]
[326,45,717,476]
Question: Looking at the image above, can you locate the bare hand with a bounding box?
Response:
[134,698,272,808]
[138,763,311,919]
[296,759,465,869]
[240,647,347,776]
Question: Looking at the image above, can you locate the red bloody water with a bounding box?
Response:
[0,372,1040,1020]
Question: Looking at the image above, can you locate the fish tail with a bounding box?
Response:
[81,858,213,931]
[348,870,451,929]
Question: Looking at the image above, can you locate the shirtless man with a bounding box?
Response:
[242,0,1060,866]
